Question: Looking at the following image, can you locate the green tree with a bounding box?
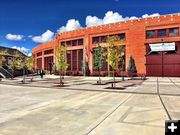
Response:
[25,55,35,81]
[93,44,105,84]
[106,36,123,87]
[0,50,6,68]
[55,46,68,86]
[9,57,18,79]
[9,51,24,79]
[127,56,137,78]
[0,50,7,80]
[15,51,27,83]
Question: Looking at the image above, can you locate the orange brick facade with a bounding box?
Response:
[32,13,180,76]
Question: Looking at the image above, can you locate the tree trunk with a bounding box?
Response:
[113,70,116,87]
[12,69,14,79]
[23,68,25,83]
[98,69,101,84]
[122,71,124,81]
[60,70,63,86]
[31,70,34,82]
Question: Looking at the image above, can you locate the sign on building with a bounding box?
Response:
[149,42,175,52]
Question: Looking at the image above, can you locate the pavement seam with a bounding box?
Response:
[157,78,172,120]
[2,82,180,97]
[168,77,180,89]
[83,94,133,135]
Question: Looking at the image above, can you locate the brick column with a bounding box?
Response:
[42,51,44,70]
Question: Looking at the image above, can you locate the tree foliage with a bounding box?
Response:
[0,50,7,68]
[106,36,124,86]
[127,56,137,73]
[55,46,68,72]
[25,55,34,71]
[93,44,105,71]
[106,36,123,70]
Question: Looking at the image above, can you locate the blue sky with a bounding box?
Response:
[0,0,179,55]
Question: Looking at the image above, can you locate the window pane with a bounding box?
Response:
[72,50,77,70]
[118,33,126,40]
[66,51,71,70]
[61,42,65,46]
[146,30,155,39]
[92,37,99,44]
[72,40,77,46]
[37,52,42,56]
[78,49,83,70]
[78,39,83,45]
[66,41,71,46]
[101,36,107,43]
[169,28,179,37]
[158,29,166,37]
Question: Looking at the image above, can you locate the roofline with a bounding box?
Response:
[57,12,180,35]
[0,46,27,57]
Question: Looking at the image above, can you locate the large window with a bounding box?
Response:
[72,50,77,70]
[37,58,42,69]
[78,49,83,70]
[66,49,83,71]
[146,30,155,39]
[44,56,53,71]
[158,29,166,38]
[169,28,179,37]
[66,51,71,70]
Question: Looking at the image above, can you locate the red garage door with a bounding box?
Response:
[146,42,180,77]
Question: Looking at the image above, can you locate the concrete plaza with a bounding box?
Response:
[0,76,180,135]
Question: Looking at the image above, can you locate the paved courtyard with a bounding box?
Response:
[0,76,180,135]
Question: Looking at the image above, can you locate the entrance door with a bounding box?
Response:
[146,42,180,77]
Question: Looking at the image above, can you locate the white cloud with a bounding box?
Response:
[5,34,24,41]
[85,11,160,27]
[11,46,31,56]
[32,30,54,43]
[86,16,103,27]
[142,13,160,18]
[129,16,139,20]
[86,11,134,27]
[103,11,129,24]
[28,35,33,38]
[27,52,32,56]
[57,19,81,33]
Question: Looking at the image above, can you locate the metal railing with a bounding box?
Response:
[0,67,13,78]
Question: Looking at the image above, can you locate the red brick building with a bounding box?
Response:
[32,13,180,77]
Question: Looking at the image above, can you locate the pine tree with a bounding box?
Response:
[127,56,137,73]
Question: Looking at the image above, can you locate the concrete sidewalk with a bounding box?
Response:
[0,77,180,135]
